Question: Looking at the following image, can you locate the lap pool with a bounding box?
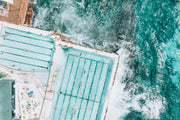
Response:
[0,26,55,85]
[50,46,115,120]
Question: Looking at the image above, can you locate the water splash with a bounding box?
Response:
[33,0,135,52]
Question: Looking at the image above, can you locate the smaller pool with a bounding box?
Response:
[0,26,55,85]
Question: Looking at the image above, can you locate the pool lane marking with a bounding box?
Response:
[64,58,86,119]
[52,55,70,119]
[59,56,74,119]
[89,63,104,120]
[1,51,49,63]
[0,57,48,69]
[2,44,51,56]
[58,56,81,120]
[3,38,52,50]
[6,32,53,43]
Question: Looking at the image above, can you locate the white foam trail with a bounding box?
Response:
[106,42,165,120]
[33,7,48,28]
[106,42,134,120]
[140,95,165,119]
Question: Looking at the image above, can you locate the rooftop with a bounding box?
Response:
[0,80,13,120]
[0,0,29,25]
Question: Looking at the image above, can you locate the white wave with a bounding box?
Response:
[106,42,134,120]
[106,42,165,120]
[33,7,48,28]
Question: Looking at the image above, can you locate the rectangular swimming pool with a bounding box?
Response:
[0,26,55,85]
[50,46,115,120]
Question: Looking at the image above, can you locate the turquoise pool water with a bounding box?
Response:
[50,46,114,120]
[0,26,55,85]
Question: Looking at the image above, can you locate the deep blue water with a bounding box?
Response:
[32,0,180,119]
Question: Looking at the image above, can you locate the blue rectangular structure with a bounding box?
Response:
[0,26,55,85]
[0,80,12,120]
[50,46,114,120]
[0,26,55,71]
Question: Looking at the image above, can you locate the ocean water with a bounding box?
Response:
[32,0,180,120]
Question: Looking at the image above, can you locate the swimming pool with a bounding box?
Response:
[50,46,115,120]
[0,26,55,85]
